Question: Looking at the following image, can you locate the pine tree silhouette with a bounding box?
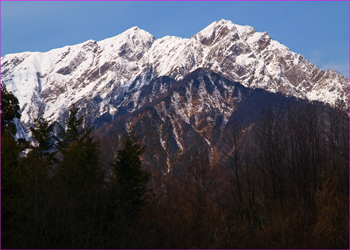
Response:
[111,132,151,217]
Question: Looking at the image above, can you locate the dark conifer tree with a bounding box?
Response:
[56,105,85,152]
[51,105,106,248]
[30,115,55,158]
[1,84,27,248]
[1,84,23,186]
[1,84,20,135]
[20,115,55,248]
[111,132,151,215]
[105,132,151,248]
[54,105,102,186]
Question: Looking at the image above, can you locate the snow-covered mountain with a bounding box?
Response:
[1,19,348,141]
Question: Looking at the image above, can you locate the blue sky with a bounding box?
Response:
[1,1,349,77]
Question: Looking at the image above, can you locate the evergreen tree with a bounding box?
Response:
[30,115,55,158]
[20,115,55,248]
[1,84,26,248]
[52,105,106,248]
[55,105,102,188]
[105,132,151,248]
[1,83,20,135]
[1,85,22,183]
[56,105,85,152]
[111,132,151,216]
[24,115,55,185]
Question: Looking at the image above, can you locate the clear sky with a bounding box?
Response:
[1,1,349,77]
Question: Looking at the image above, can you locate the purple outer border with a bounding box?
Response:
[0,0,350,1]
[0,1,349,250]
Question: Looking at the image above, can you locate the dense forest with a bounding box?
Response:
[1,84,349,249]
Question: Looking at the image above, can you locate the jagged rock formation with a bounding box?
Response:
[2,20,348,129]
[1,20,348,169]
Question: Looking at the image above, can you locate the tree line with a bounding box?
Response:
[2,84,349,248]
[2,84,151,248]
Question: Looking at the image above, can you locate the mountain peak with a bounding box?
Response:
[194,19,238,46]
[123,26,141,34]
[217,19,235,26]
[204,19,236,31]
[1,19,348,136]
[122,26,152,37]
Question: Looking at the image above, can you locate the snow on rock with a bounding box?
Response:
[1,19,348,138]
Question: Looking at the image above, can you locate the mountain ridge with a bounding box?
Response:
[1,19,348,139]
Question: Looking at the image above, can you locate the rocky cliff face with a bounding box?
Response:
[94,68,336,172]
[1,19,348,145]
